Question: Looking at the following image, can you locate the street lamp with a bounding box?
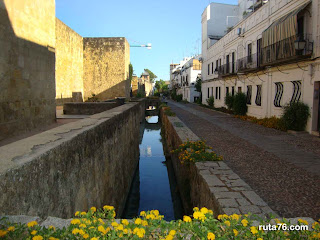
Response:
[130,43,152,50]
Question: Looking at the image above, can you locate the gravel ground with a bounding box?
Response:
[168,101,320,220]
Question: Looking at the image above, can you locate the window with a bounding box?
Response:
[226,55,230,73]
[290,81,301,103]
[247,43,252,63]
[246,85,252,105]
[232,52,235,73]
[208,64,210,75]
[257,38,262,67]
[208,88,210,98]
[186,75,188,86]
[215,60,218,71]
[211,87,213,97]
[226,87,229,95]
[215,87,218,99]
[238,87,242,93]
[211,62,214,74]
[255,85,262,106]
[232,86,235,96]
[219,87,221,100]
[274,83,283,107]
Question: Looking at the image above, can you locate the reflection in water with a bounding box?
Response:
[123,116,184,221]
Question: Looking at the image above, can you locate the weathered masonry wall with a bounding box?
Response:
[161,110,277,219]
[83,38,130,101]
[55,18,84,105]
[0,0,56,141]
[0,101,146,219]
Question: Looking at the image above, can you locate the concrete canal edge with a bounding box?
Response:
[160,108,315,221]
[0,99,147,219]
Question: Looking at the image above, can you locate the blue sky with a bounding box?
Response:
[56,0,238,80]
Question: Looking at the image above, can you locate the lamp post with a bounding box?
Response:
[130,43,152,49]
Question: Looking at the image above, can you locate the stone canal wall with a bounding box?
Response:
[161,109,278,218]
[0,101,146,219]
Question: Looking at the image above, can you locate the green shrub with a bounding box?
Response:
[224,94,234,110]
[136,92,143,98]
[206,96,215,108]
[233,93,247,115]
[176,94,183,102]
[281,102,310,131]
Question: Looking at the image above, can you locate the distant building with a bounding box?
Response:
[201,0,320,134]
[138,70,154,97]
[171,56,202,103]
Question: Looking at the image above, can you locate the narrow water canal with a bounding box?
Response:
[122,115,184,221]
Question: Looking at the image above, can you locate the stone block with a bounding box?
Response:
[0,215,41,225]
[209,187,229,193]
[236,198,252,206]
[242,191,268,206]
[202,174,225,187]
[214,191,243,199]
[218,199,239,208]
[222,208,241,215]
[239,205,262,214]
[41,217,72,229]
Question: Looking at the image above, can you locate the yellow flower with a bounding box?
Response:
[90,207,97,212]
[207,232,215,240]
[122,219,129,225]
[27,221,38,228]
[142,220,148,226]
[80,212,86,216]
[79,224,86,228]
[7,226,15,232]
[233,229,238,236]
[32,236,43,240]
[31,230,37,235]
[48,237,59,240]
[49,225,56,230]
[298,219,308,225]
[71,219,81,225]
[208,210,214,215]
[98,225,107,234]
[183,216,192,222]
[98,218,105,224]
[193,211,206,221]
[140,211,146,216]
[75,211,80,216]
[241,219,248,227]
[72,228,80,235]
[91,238,98,240]
[312,222,319,229]
[169,230,176,236]
[78,229,85,235]
[111,221,118,227]
[257,238,263,240]
[135,218,142,225]
[251,226,258,234]
[103,205,114,211]
[116,224,124,231]
[83,234,89,239]
[193,207,199,212]
[224,220,231,227]
[165,235,173,240]
[0,230,7,237]
[230,214,240,221]
[200,207,209,214]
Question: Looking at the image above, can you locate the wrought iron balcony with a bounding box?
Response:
[237,53,258,73]
[217,62,237,76]
[261,34,313,67]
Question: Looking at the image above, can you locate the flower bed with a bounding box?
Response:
[1,206,319,239]
[171,140,223,164]
[234,115,287,131]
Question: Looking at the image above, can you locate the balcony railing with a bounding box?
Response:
[261,34,313,66]
[237,53,258,72]
[217,62,237,76]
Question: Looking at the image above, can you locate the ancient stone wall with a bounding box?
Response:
[83,38,130,101]
[55,19,84,105]
[0,0,56,141]
[0,101,146,218]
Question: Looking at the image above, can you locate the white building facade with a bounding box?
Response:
[201,0,320,134]
[171,56,202,103]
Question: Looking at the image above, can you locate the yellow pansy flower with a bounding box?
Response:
[207,232,215,240]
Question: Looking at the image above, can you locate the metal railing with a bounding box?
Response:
[261,34,313,66]
[217,62,237,76]
[237,53,258,72]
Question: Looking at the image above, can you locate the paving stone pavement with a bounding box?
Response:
[168,101,320,220]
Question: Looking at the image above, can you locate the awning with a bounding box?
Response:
[262,1,311,48]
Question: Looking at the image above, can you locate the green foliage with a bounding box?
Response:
[171,140,223,164]
[176,94,183,102]
[224,93,234,110]
[86,93,99,102]
[233,93,247,115]
[154,79,168,93]
[129,63,133,82]
[206,96,215,108]
[158,103,168,109]
[282,102,310,131]
[235,115,287,131]
[163,106,176,116]
[144,69,157,83]
[136,91,145,98]
[195,76,202,93]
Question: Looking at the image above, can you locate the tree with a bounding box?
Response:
[144,69,157,83]
[129,63,133,82]
[195,76,202,92]
[154,79,168,93]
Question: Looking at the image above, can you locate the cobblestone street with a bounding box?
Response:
[168,101,320,220]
